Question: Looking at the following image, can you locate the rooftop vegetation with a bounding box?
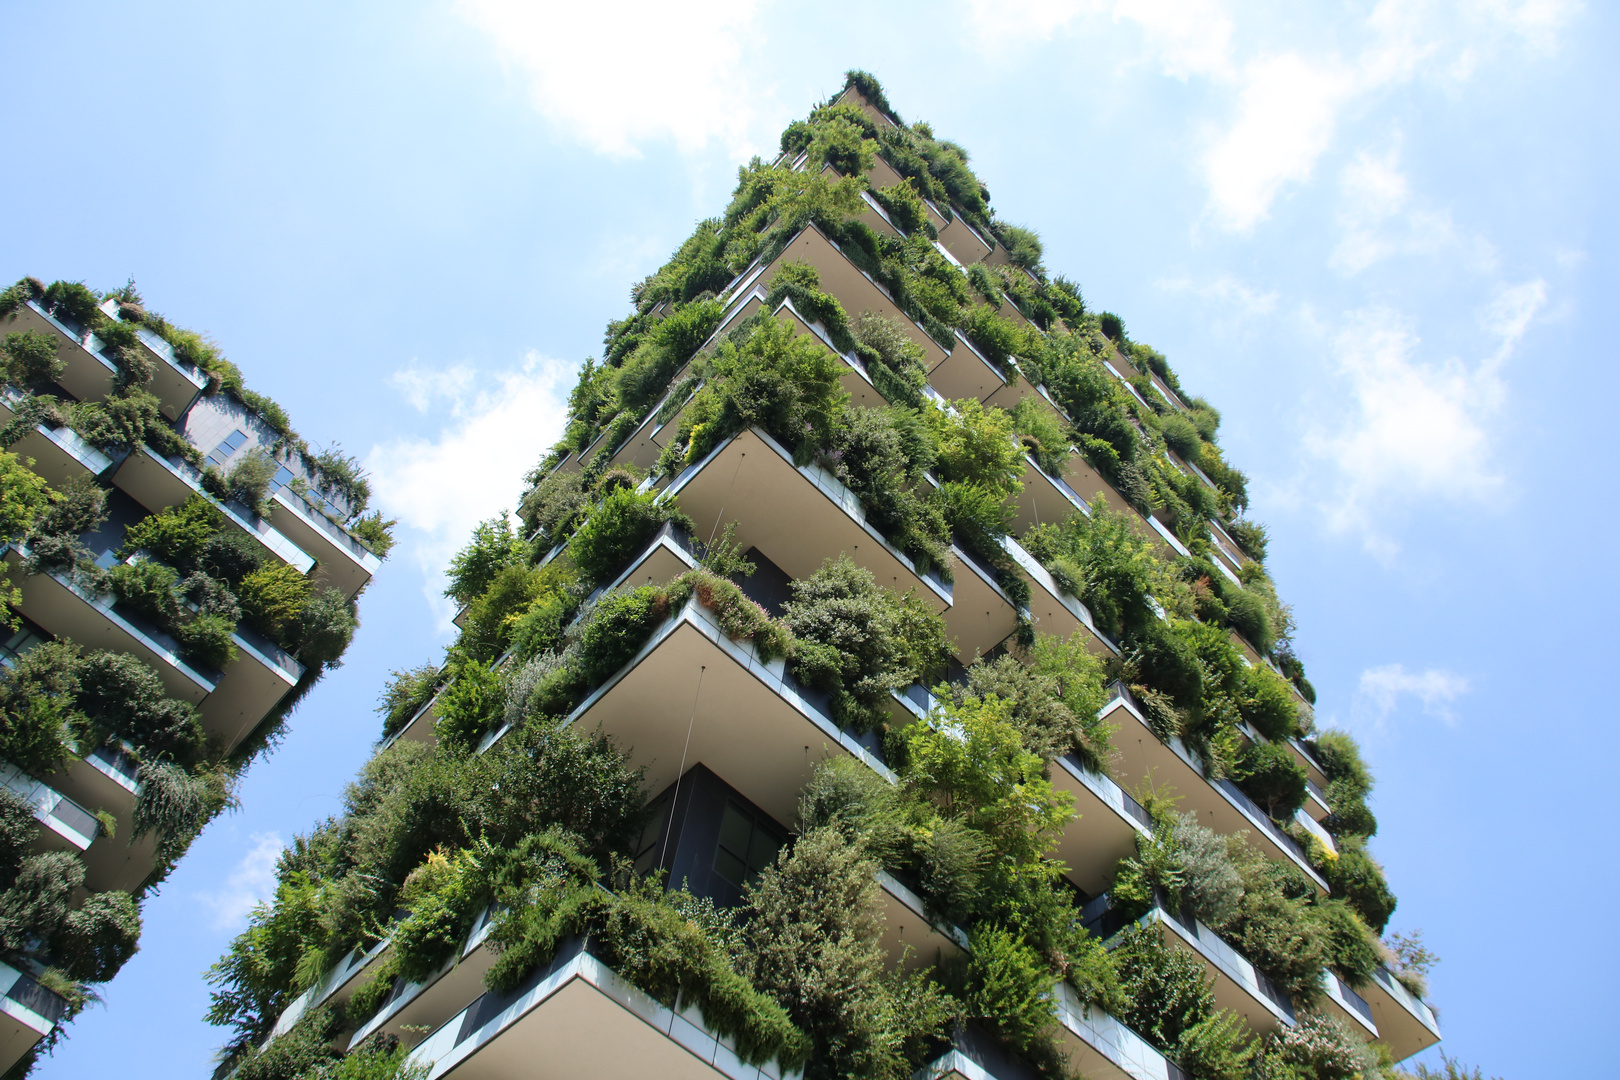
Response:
[201,72,1428,1080]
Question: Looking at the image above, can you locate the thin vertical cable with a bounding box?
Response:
[658,665,706,871]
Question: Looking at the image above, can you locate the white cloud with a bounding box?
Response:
[389,361,478,413]
[1356,663,1470,727]
[1330,144,1470,274]
[368,351,575,625]
[1201,52,1358,232]
[454,0,769,158]
[1156,273,1278,316]
[1305,278,1545,554]
[197,832,283,931]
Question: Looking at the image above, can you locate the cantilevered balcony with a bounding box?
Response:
[1100,687,1329,893]
[348,906,502,1053]
[749,225,950,369]
[1320,970,1378,1042]
[1364,965,1441,1062]
[876,869,968,971]
[1091,902,1295,1035]
[3,301,117,408]
[265,938,390,1046]
[1049,756,1152,896]
[111,444,314,574]
[489,593,889,829]
[267,488,380,599]
[48,743,157,894]
[0,761,99,854]
[999,532,1117,657]
[1053,981,1184,1080]
[4,545,216,707]
[96,300,209,421]
[3,547,302,754]
[0,393,114,488]
[665,425,955,632]
[944,539,1019,662]
[0,961,67,1076]
[403,936,801,1080]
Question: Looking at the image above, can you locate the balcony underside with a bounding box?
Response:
[1364,968,1442,1062]
[267,490,378,600]
[416,949,790,1080]
[1103,698,1328,894]
[759,227,948,371]
[560,602,881,830]
[1049,758,1146,896]
[667,428,951,616]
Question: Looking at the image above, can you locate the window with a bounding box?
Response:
[268,465,295,494]
[713,801,781,888]
[207,429,249,468]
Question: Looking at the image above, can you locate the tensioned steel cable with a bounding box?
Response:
[658,664,707,871]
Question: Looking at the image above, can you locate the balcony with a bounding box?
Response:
[1363,965,1441,1062]
[348,907,501,1053]
[0,961,67,1076]
[1054,981,1182,1080]
[3,300,118,408]
[1049,756,1152,896]
[404,936,801,1080]
[1320,970,1378,1041]
[0,760,99,853]
[3,547,302,754]
[491,593,890,830]
[111,444,315,574]
[876,869,969,971]
[267,488,379,600]
[96,300,209,421]
[944,540,1019,663]
[1091,903,1295,1035]
[202,620,304,752]
[48,743,158,894]
[4,546,216,707]
[1100,687,1329,893]
[0,393,114,487]
[266,938,390,1047]
[664,425,954,629]
[752,225,950,369]
[998,533,1117,657]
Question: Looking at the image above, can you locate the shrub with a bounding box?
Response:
[42,280,102,329]
[77,651,206,763]
[1315,898,1379,984]
[1113,924,1219,1054]
[1319,837,1396,932]
[120,495,224,570]
[201,529,265,585]
[961,305,1036,372]
[573,585,677,688]
[236,563,312,648]
[434,652,504,749]
[925,397,1024,498]
[55,890,141,983]
[2,330,64,386]
[994,224,1043,271]
[444,510,528,607]
[870,178,935,239]
[1252,1011,1377,1080]
[784,556,947,732]
[946,637,1108,768]
[1234,740,1307,819]
[294,587,357,666]
[569,485,690,586]
[175,611,239,669]
[376,663,442,739]
[108,559,182,625]
[686,569,792,660]
[224,449,278,514]
[765,263,854,354]
[962,925,1062,1069]
[742,826,957,1080]
[1242,664,1301,741]
[349,510,396,557]
[518,469,590,551]
[1228,519,1268,562]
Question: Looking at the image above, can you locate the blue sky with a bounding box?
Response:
[5,1,1612,1076]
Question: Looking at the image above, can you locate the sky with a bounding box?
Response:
[2,1,1613,1077]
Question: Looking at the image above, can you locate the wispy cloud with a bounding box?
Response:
[454,0,771,159]
[197,832,283,931]
[964,0,1576,232]
[1156,273,1278,317]
[1303,278,1545,556]
[1356,663,1471,728]
[368,351,575,626]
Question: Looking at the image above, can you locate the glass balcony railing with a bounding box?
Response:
[0,761,100,847]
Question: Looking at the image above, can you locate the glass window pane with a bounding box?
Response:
[718,803,752,857]
[713,847,746,887]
